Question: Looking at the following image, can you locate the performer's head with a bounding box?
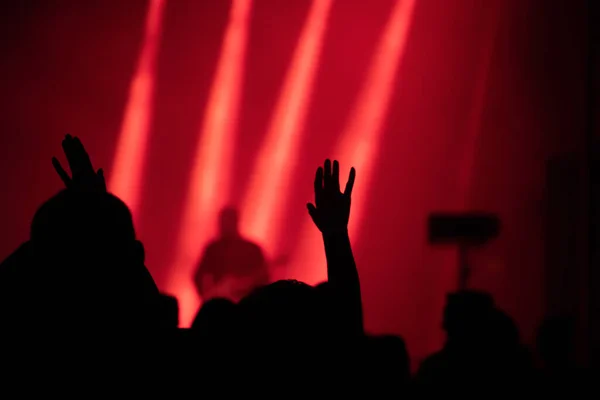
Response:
[219,206,239,238]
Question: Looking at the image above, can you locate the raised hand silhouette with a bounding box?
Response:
[306,159,362,336]
[52,134,106,192]
[307,159,356,235]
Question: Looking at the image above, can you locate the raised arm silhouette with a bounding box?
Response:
[307,159,363,336]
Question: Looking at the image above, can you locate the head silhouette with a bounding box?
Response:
[27,190,160,329]
[219,207,239,238]
[238,280,323,341]
[191,297,238,337]
[442,290,495,346]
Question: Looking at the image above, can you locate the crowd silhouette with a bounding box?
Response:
[0,134,581,392]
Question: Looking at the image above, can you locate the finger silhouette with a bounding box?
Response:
[306,203,318,224]
[324,159,332,188]
[73,136,94,173]
[332,160,340,192]
[52,157,71,187]
[314,166,323,206]
[344,167,356,197]
[62,135,77,170]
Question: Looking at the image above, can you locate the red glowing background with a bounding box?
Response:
[0,0,590,363]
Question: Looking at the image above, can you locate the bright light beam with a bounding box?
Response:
[291,0,417,284]
[169,0,253,327]
[337,0,415,240]
[240,0,333,254]
[109,0,167,220]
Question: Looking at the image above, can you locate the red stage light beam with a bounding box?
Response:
[240,0,333,255]
[109,0,166,220]
[169,0,252,327]
[291,0,417,285]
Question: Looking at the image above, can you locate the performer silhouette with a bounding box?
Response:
[194,207,269,302]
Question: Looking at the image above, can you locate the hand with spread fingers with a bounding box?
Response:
[307,159,356,236]
[52,134,106,192]
[307,159,363,335]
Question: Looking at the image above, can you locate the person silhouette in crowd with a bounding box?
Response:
[0,134,547,393]
[0,135,161,333]
[194,207,269,303]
